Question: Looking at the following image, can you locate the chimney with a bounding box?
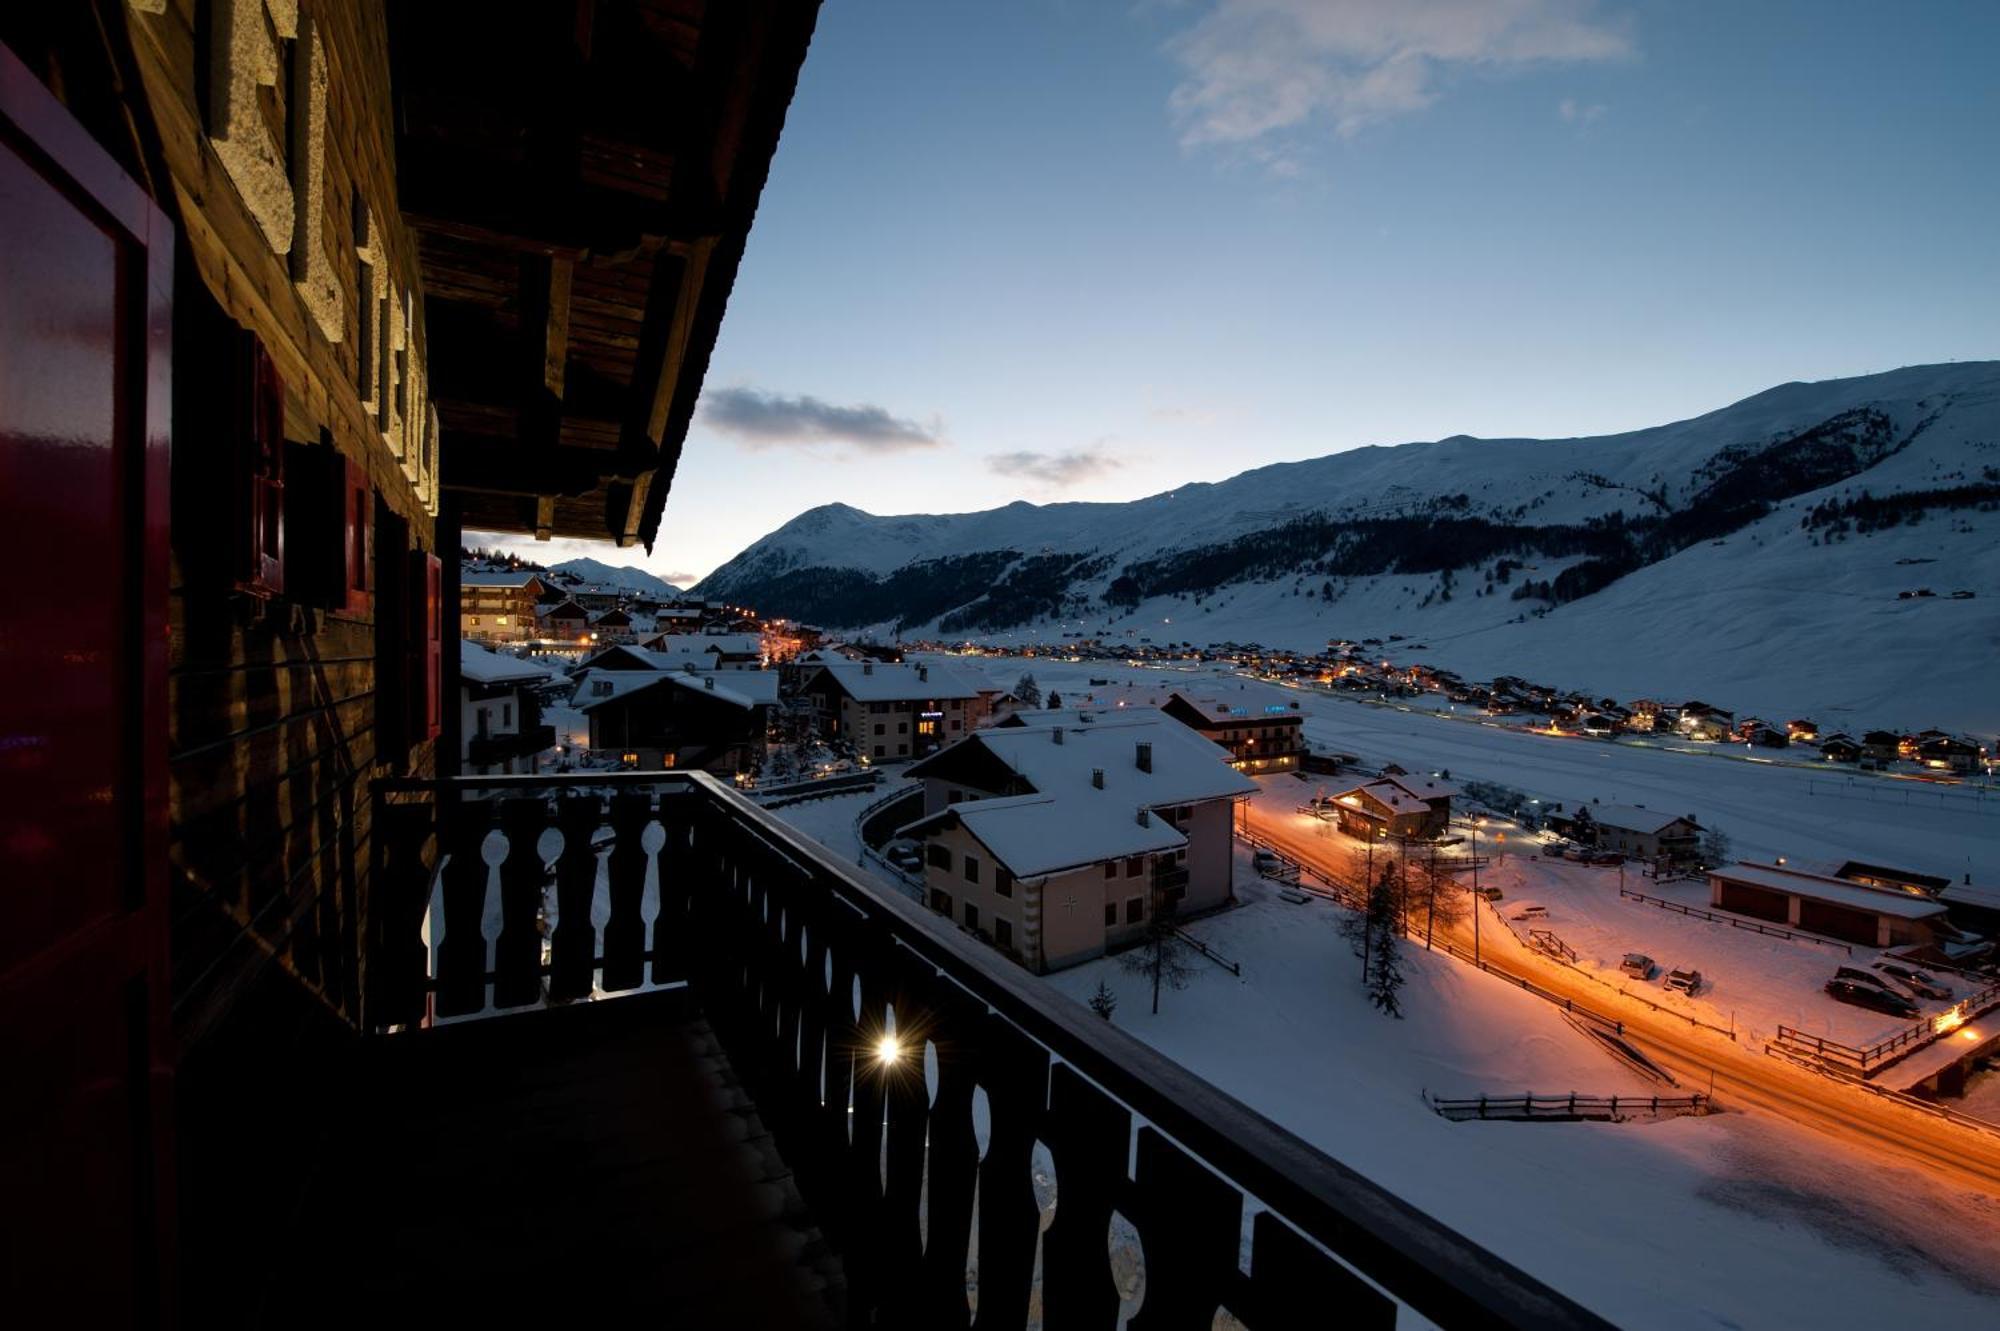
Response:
[919,665,929,682]
[1136,807,1150,827]
[704,676,715,690]
[1092,768,1104,788]
[1053,726,1065,745]
[1136,741,1152,772]
[863,661,873,675]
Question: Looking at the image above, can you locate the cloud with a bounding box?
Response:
[1166,0,1632,167]
[1148,403,1220,426]
[985,446,1123,488]
[1559,96,1606,124]
[700,387,944,453]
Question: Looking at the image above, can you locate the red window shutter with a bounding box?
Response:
[239,340,286,597]
[342,455,372,614]
[407,550,442,741]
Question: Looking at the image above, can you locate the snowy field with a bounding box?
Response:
[935,653,2000,885]
[1042,865,2000,1330]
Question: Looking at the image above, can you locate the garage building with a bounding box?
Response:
[1707,861,1950,948]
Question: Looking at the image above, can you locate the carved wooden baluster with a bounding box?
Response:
[791,894,841,1218]
[765,875,808,1145]
[916,983,983,1330]
[1239,1211,1395,1330]
[549,793,601,1002]
[844,937,894,1317]
[972,1017,1051,1331]
[369,798,435,1029]
[876,954,936,1327]
[1126,1128,1244,1331]
[814,916,862,1254]
[648,795,691,985]
[492,797,550,1009]
[1041,1064,1131,1330]
[434,799,495,1018]
[600,790,652,991]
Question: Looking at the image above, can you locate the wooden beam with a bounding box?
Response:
[516,253,572,454]
[535,495,556,541]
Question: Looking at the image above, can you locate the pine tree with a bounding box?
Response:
[1366,865,1405,1017]
[1016,673,1041,706]
[1088,981,1118,1022]
[1046,690,1062,709]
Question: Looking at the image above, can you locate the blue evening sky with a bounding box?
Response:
[495,1,1999,585]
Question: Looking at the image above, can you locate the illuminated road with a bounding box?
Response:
[1239,801,2000,1197]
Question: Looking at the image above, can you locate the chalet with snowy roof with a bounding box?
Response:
[579,666,779,775]
[1818,734,1862,763]
[1786,718,1820,742]
[1861,730,1902,762]
[590,607,637,644]
[1326,774,1457,842]
[459,641,556,775]
[1566,805,1702,862]
[900,716,1255,971]
[1834,861,1951,897]
[801,660,980,760]
[539,598,591,642]
[1707,862,1951,948]
[1916,734,1983,773]
[1160,691,1305,774]
[459,569,547,643]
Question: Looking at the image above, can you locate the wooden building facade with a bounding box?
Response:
[0,2,818,1324]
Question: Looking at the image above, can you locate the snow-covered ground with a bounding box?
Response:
[1040,862,2000,1329]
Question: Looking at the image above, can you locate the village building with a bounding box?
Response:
[1707,862,1952,948]
[579,667,779,774]
[900,716,1255,971]
[1159,691,1306,773]
[1786,718,1820,742]
[1327,774,1457,842]
[1818,734,1862,763]
[590,606,638,644]
[1916,734,1983,773]
[1834,861,1952,896]
[460,641,556,776]
[800,660,981,761]
[1565,805,1703,862]
[540,598,592,643]
[459,569,547,642]
[1861,730,1903,762]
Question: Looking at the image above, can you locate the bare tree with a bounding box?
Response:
[1120,913,1201,1015]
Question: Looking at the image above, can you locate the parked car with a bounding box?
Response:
[1663,967,1703,996]
[1510,903,1549,922]
[1621,953,1657,980]
[1473,885,1504,903]
[1253,849,1287,875]
[1541,840,1571,858]
[1833,965,1899,993]
[1825,978,1919,1019]
[1561,845,1594,862]
[885,841,923,872]
[1873,961,1952,1001]
[1585,849,1625,866]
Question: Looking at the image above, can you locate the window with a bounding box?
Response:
[592,679,613,696]
[1104,903,1117,927]
[1126,856,1145,878]
[963,854,980,884]
[917,718,937,736]
[930,890,952,915]
[871,702,888,715]
[1126,897,1145,924]
[1103,862,1117,879]
[873,745,885,757]
[995,919,1012,950]
[927,843,950,869]
[897,721,908,734]
[501,702,512,728]
[947,788,963,804]
[995,868,1013,898]
[469,616,480,626]
[874,723,886,736]
[965,903,979,930]
[950,719,962,731]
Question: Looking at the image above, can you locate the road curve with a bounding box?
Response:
[1239,801,2000,1197]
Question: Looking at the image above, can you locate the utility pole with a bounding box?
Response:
[1471,820,1482,966]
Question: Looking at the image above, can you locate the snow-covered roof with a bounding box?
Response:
[812,660,981,702]
[1583,804,1699,836]
[903,793,1188,879]
[1708,862,1949,920]
[460,569,544,589]
[1941,882,2000,912]
[542,599,588,618]
[918,714,1256,808]
[1336,781,1431,817]
[997,704,1169,729]
[1380,772,1458,802]
[576,667,780,713]
[1169,691,1301,726]
[459,640,556,686]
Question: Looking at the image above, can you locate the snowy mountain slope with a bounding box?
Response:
[548,558,682,599]
[695,362,2000,727]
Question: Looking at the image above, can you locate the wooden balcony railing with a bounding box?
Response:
[368,770,1612,1330]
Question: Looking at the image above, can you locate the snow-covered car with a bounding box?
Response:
[884,840,924,872]
[1509,903,1549,922]
[1663,967,1703,996]
[1825,978,1918,1019]
[1541,841,1571,858]
[1872,961,1951,1001]
[1472,885,1504,903]
[1832,965,1899,993]
[1585,849,1625,866]
[1621,953,1656,980]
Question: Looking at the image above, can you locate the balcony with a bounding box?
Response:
[345,770,1609,1328]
